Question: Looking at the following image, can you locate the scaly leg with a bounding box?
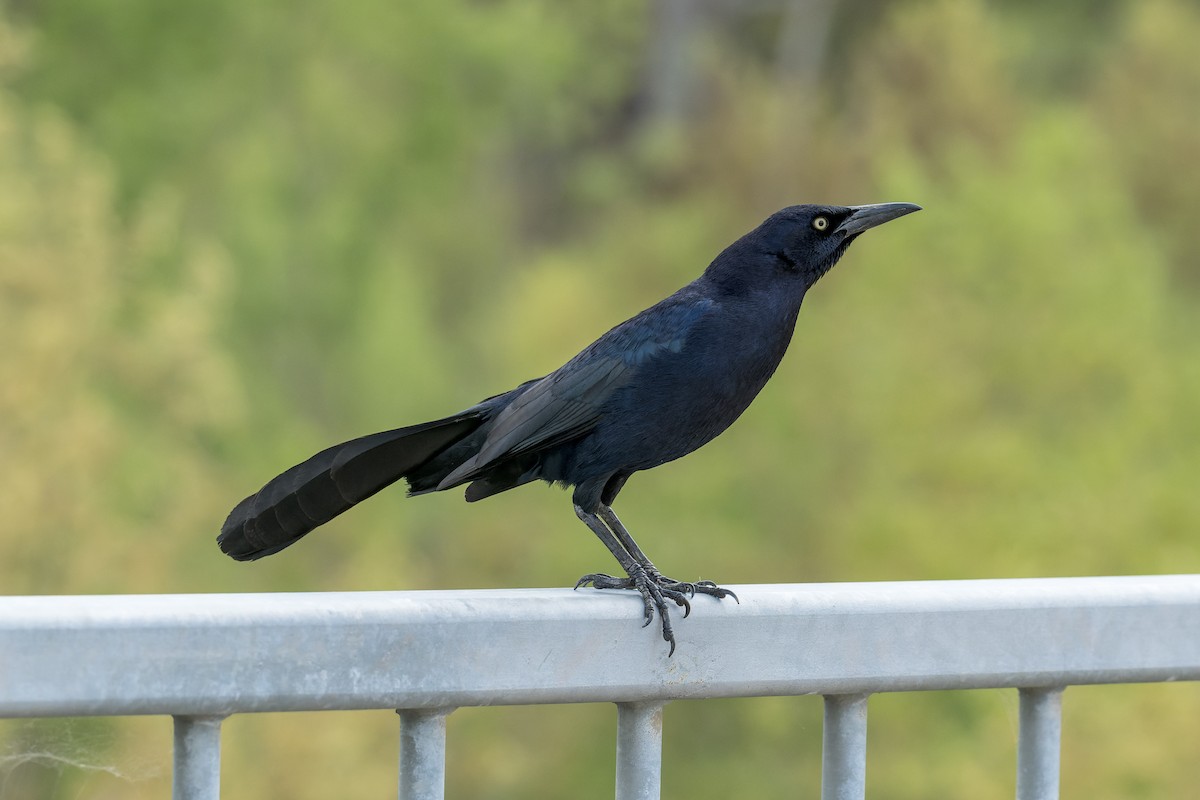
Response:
[572,504,690,655]
[597,505,738,603]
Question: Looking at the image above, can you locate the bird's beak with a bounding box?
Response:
[835,202,922,236]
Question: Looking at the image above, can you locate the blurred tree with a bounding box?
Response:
[1091,0,1200,289]
[0,83,243,596]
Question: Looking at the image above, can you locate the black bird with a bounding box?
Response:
[219,202,920,653]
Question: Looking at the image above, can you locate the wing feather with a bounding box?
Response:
[436,295,714,489]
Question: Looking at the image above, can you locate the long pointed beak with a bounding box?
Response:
[836,202,922,236]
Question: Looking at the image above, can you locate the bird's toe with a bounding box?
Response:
[652,574,738,604]
[574,572,631,591]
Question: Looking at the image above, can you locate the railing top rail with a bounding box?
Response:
[3,575,1199,718]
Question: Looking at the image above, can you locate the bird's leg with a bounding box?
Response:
[597,505,739,604]
[572,504,690,655]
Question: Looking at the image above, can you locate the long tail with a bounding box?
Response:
[217,414,483,561]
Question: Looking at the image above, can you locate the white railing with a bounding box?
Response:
[2,575,1199,799]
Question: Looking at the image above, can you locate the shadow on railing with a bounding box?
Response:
[2,576,1199,799]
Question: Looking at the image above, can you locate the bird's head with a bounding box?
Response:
[706,202,921,295]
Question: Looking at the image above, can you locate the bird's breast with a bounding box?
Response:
[581,299,801,472]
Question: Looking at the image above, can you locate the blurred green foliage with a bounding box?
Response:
[2,0,1199,797]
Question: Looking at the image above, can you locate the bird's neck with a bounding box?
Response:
[706,281,805,388]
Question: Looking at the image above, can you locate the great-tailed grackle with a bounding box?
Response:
[219,202,920,653]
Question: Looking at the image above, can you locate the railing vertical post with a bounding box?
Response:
[822,693,869,800]
[1016,687,1064,800]
[172,715,225,800]
[398,708,451,800]
[615,701,665,800]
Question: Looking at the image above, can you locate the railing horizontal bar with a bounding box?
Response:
[616,702,664,800]
[1016,687,1063,800]
[2,576,1199,717]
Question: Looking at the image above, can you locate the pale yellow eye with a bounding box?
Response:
[812,216,829,231]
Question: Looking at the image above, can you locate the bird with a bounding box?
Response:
[218,202,920,654]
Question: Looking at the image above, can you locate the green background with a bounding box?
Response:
[2,0,1198,796]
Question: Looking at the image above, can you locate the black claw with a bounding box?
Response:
[574,568,736,656]
[656,602,676,653]
[689,580,738,603]
[661,590,691,618]
[641,594,655,627]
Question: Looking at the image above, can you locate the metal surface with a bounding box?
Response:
[172,715,224,800]
[2,576,1200,718]
[821,694,869,800]
[1016,688,1064,800]
[397,708,450,800]
[615,702,664,800]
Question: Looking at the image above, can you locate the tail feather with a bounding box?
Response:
[218,415,482,561]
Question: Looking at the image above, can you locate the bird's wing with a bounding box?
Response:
[437,295,715,488]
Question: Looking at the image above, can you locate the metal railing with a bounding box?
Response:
[2,575,1199,799]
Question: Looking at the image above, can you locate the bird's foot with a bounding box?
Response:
[575,566,691,655]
